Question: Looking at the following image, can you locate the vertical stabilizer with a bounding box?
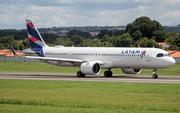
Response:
[26,19,47,56]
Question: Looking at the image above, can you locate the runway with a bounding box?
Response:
[0,72,180,83]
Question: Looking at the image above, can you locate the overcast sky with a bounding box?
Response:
[0,0,180,29]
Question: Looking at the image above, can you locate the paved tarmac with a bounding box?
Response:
[0,72,180,83]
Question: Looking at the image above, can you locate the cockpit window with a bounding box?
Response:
[156,53,170,57]
[156,53,164,57]
[164,54,170,57]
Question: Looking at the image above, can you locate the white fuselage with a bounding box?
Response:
[42,46,175,69]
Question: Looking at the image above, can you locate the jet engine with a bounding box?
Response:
[80,62,101,75]
[121,68,141,74]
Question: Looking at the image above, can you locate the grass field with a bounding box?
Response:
[0,62,180,112]
[0,62,180,75]
[0,79,180,112]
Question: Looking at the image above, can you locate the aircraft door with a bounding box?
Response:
[146,50,152,62]
[70,52,74,59]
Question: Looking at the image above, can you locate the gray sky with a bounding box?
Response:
[0,0,180,29]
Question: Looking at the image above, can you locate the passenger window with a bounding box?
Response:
[156,53,164,57]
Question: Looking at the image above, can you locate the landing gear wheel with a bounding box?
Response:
[104,71,113,77]
[152,74,158,79]
[77,71,85,77]
[104,71,108,77]
[152,69,158,79]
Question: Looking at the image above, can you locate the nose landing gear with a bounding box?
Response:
[152,69,158,79]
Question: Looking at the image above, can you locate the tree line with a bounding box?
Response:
[0,16,180,51]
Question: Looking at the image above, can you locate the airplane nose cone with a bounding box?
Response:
[168,58,176,67]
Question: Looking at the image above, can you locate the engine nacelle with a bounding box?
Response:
[121,68,141,74]
[80,62,101,75]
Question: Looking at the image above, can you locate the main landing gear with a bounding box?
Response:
[77,71,85,77]
[104,69,113,77]
[152,69,158,79]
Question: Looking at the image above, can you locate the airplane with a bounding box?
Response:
[9,19,176,79]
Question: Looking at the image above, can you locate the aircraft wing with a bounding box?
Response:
[25,56,83,63]
[25,56,105,65]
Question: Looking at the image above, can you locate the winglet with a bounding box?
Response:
[8,44,18,56]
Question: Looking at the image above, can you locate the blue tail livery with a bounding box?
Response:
[26,19,47,57]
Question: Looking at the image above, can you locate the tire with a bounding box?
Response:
[104,71,108,77]
[152,74,158,79]
[108,71,112,77]
[77,71,85,77]
[104,71,112,77]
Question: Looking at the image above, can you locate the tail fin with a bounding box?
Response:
[137,44,140,48]
[26,19,47,51]
[26,19,47,57]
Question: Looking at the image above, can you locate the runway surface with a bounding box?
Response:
[0,72,180,83]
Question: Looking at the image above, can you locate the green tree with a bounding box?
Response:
[0,43,4,49]
[125,16,164,40]
[165,37,175,45]
[108,33,132,47]
[108,31,113,37]
[101,34,110,42]
[174,33,180,47]
[54,38,75,47]
[147,39,160,48]
[168,45,179,51]
[54,38,66,45]
[41,33,59,44]
[10,40,19,50]
[79,39,94,47]
[19,42,25,50]
[22,38,30,48]
[165,32,179,45]
[64,38,75,46]
[92,39,101,46]
[113,30,125,36]
[132,30,142,41]
[0,30,27,40]
[152,30,166,42]
[101,42,114,47]
[70,35,85,46]
[135,37,149,47]
[0,36,19,49]
[108,36,118,46]
[135,37,160,48]
[19,38,30,50]
[97,29,109,39]
[114,36,122,47]
[120,33,132,47]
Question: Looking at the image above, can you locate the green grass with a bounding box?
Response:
[0,62,180,75]
[0,79,180,112]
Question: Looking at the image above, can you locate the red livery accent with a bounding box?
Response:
[29,37,39,42]
[27,22,34,28]
[137,44,140,48]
